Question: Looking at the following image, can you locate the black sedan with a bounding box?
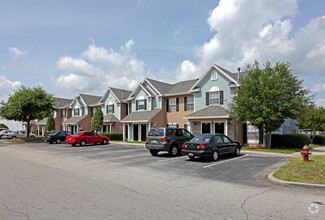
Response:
[181,134,241,161]
[43,131,72,144]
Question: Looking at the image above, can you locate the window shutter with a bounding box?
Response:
[112,105,115,113]
[106,105,108,114]
[206,92,209,106]
[136,100,138,110]
[144,99,147,110]
[220,91,224,105]
[184,97,187,111]
[166,99,169,112]
[176,98,179,112]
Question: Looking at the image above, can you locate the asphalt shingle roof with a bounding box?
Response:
[145,78,173,95]
[166,79,199,95]
[79,94,102,106]
[184,106,229,119]
[109,87,132,102]
[121,109,162,123]
[64,115,88,125]
[53,97,73,108]
[103,114,119,122]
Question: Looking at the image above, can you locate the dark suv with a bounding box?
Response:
[145,127,193,156]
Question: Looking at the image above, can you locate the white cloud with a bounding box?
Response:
[310,83,325,93]
[316,99,325,107]
[54,39,146,94]
[8,47,28,59]
[175,60,200,81]
[0,76,21,102]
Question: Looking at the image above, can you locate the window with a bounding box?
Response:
[107,105,114,114]
[174,129,183,137]
[91,108,96,117]
[167,98,179,112]
[206,91,224,105]
[74,109,79,116]
[182,129,192,138]
[136,99,147,110]
[184,96,194,111]
[168,123,179,128]
[61,109,66,118]
[221,135,231,143]
[211,71,218,80]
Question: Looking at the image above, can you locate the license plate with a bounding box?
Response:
[188,153,194,156]
[69,138,71,140]
[151,140,157,143]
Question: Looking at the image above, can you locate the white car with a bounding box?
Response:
[0,130,13,138]
[2,131,35,139]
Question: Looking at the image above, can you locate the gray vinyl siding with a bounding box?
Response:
[101,92,121,120]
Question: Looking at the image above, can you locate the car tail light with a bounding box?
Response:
[146,137,147,142]
[163,137,167,144]
[182,144,188,148]
[197,145,207,149]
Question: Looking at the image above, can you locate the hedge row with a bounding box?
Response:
[101,132,123,140]
[313,135,325,145]
[271,134,310,149]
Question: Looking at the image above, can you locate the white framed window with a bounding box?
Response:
[138,99,145,110]
[211,70,218,80]
[169,98,177,112]
[168,123,179,128]
[107,104,114,114]
[73,109,79,116]
[187,96,194,111]
[209,91,220,104]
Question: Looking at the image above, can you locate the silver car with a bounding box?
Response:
[2,130,35,139]
[0,130,13,138]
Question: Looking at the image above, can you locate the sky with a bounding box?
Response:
[1,0,325,106]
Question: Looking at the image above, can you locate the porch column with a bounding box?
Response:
[123,123,126,141]
[138,123,141,141]
[129,124,133,141]
[224,120,228,136]
[37,125,40,136]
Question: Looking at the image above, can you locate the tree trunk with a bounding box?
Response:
[264,131,272,149]
[27,120,30,138]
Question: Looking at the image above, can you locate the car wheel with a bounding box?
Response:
[234,147,240,156]
[212,151,219,161]
[71,144,76,146]
[188,156,195,160]
[56,139,61,144]
[80,140,86,146]
[169,145,178,157]
[150,150,158,156]
[101,139,108,145]
[49,142,53,144]
[12,136,16,139]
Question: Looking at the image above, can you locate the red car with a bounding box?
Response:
[65,131,110,146]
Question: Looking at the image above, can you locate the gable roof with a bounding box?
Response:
[166,79,199,96]
[190,64,241,91]
[121,109,162,123]
[53,97,73,109]
[145,78,173,95]
[127,82,155,100]
[100,87,132,103]
[79,94,102,106]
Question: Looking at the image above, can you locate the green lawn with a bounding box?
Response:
[242,144,320,154]
[274,155,325,184]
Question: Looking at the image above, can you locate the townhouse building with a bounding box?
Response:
[99,87,132,134]
[64,94,101,133]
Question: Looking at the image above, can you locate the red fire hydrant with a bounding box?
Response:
[301,145,311,162]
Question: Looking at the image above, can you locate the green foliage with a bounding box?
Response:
[299,105,325,143]
[0,123,8,129]
[45,115,55,132]
[271,134,310,149]
[230,61,311,148]
[313,135,325,145]
[0,86,56,137]
[32,130,38,135]
[101,132,123,140]
[91,108,103,132]
[44,131,51,136]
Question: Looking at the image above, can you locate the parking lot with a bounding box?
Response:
[6,141,290,186]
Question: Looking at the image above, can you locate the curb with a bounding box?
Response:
[110,141,145,148]
[268,171,325,189]
[241,150,299,158]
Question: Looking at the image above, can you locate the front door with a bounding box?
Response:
[215,123,224,134]
[133,124,138,141]
[141,124,147,141]
[202,123,211,134]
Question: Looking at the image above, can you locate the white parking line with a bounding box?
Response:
[203,155,248,169]
[111,153,149,160]
[157,156,187,163]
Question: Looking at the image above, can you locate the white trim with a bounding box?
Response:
[184,115,230,119]
[144,78,162,96]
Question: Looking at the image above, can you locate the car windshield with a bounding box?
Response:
[73,131,82,136]
[148,129,164,136]
[49,131,59,135]
[190,135,212,143]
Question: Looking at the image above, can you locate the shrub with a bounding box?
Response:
[32,130,38,135]
[271,134,310,149]
[313,135,325,145]
[44,131,51,136]
[101,132,123,140]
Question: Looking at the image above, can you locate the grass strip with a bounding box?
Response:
[242,144,320,154]
[273,155,325,184]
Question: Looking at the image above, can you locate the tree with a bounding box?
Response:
[230,61,311,148]
[299,104,325,143]
[91,108,103,132]
[0,86,56,137]
[45,115,55,132]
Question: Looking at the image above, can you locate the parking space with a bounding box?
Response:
[6,142,290,186]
